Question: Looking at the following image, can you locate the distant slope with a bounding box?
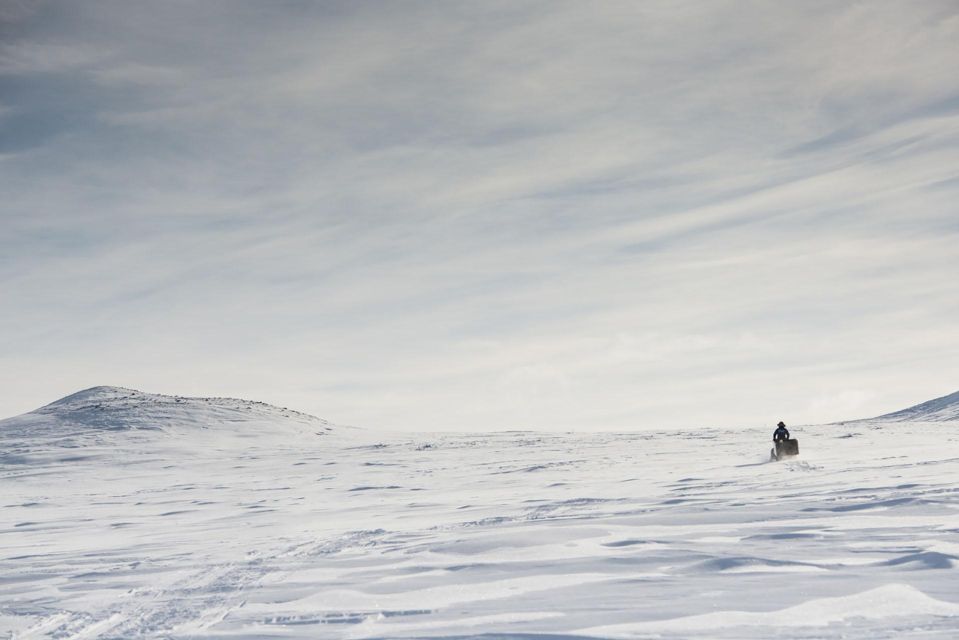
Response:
[870,389,959,422]
[0,385,333,439]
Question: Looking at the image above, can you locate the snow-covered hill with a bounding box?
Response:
[0,385,332,439]
[870,389,959,422]
[2,390,959,639]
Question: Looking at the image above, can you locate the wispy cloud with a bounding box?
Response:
[2,1,958,429]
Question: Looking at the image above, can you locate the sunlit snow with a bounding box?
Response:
[2,387,958,639]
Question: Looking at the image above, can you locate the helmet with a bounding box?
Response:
[777,421,786,428]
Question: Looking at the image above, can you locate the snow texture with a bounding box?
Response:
[2,386,959,639]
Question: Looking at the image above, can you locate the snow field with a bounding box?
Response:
[2,389,958,638]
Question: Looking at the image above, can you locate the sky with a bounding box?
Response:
[2,1,958,431]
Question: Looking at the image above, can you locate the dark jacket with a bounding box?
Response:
[773,425,790,442]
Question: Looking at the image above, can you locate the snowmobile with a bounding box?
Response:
[771,438,799,461]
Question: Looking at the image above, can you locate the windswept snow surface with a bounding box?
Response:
[2,389,959,639]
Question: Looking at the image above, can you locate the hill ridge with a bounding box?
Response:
[870,389,959,423]
[35,385,323,422]
[2,385,333,438]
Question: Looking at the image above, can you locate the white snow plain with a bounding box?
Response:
[2,386,958,639]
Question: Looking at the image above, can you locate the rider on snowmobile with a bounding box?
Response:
[773,421,790,442]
